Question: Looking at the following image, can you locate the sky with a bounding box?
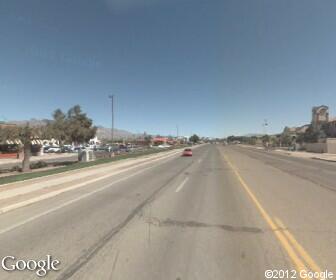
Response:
[1,0,336,137]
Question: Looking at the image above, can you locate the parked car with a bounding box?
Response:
[158,144,171,149]
[60,146,72,153]
[46,146,61,153]
[182,148,193,156]
[73,147,83,153]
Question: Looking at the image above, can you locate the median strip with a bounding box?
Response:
[0,147,187,186]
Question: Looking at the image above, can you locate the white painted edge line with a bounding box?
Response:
[0,150,182,217]
[175,177,189,193]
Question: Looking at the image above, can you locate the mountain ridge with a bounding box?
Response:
[7,119,140,140]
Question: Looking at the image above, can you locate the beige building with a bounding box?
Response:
[312,105,329,131]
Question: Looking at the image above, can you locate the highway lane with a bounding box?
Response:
[221,145,336,277]
[231,145,336,192]
[0,145,205,279]
[0,144,334,279]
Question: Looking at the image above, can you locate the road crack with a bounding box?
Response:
[145,217,264,234]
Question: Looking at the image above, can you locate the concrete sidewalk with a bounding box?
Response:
[239,144,336,162]
[274,149,336,162]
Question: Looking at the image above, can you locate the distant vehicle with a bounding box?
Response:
[46,146,61,153]
[118,144,128,152]
[60,146,72,153]
[73,147,84,153]
[94,146,107,152]
[106,145,119,153]
[158,144,171,149]
[182,148,193,156]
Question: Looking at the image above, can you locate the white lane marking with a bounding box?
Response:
[0,154,180,235]
[198,159,202,164]
[175,177,189,193]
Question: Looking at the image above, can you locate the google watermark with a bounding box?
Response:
[1,255,60,277]
[265,269,334,279]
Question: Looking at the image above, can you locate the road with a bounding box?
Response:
[0,144,335,279]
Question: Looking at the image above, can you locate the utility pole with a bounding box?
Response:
[176,125,179,138]
[262,119,269,149]
[108,95,114,144]
[262,119,268,135]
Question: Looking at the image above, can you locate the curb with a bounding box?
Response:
[311,157,336,163]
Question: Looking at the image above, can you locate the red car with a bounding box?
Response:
[182,148,193,156]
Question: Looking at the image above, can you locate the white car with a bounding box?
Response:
[46,146,61,153]
[158,144,171,149]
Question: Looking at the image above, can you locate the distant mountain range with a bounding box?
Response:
[9,119,52,127]
[8,119,140,140]
[95,126,142,140]
[243,133,264,137]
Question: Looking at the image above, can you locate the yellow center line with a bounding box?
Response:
[222,153,308,278]
[274,217,323,275]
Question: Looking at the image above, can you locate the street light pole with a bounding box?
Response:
[263,119,268,135]
[108,95,114,144]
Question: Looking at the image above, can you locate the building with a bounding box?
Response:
[284,124,309,136]
[282,105,331,139]
[310,105,336,137]
[312,105,329,131]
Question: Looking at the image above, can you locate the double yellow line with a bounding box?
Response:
[223,154,323,280]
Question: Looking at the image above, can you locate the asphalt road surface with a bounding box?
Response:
[0,144,335,280]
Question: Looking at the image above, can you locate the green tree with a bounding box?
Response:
[0,126,17,144]
[66,105,97,145]
[50,109,67,145]
[262,134,270,145]
[248,136,257,145]
[144,135,152,146]
[227,135,236,143]
[303,125,320,143]
[43,105,96,146]
[270,136,280,147]
[280,127,293,146]
[189,134,200,143]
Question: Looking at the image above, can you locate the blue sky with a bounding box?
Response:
[1,0,336,137]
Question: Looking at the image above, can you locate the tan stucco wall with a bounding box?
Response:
[305,143,327,153]
[305,139,336,154]
[326,138,336,154]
